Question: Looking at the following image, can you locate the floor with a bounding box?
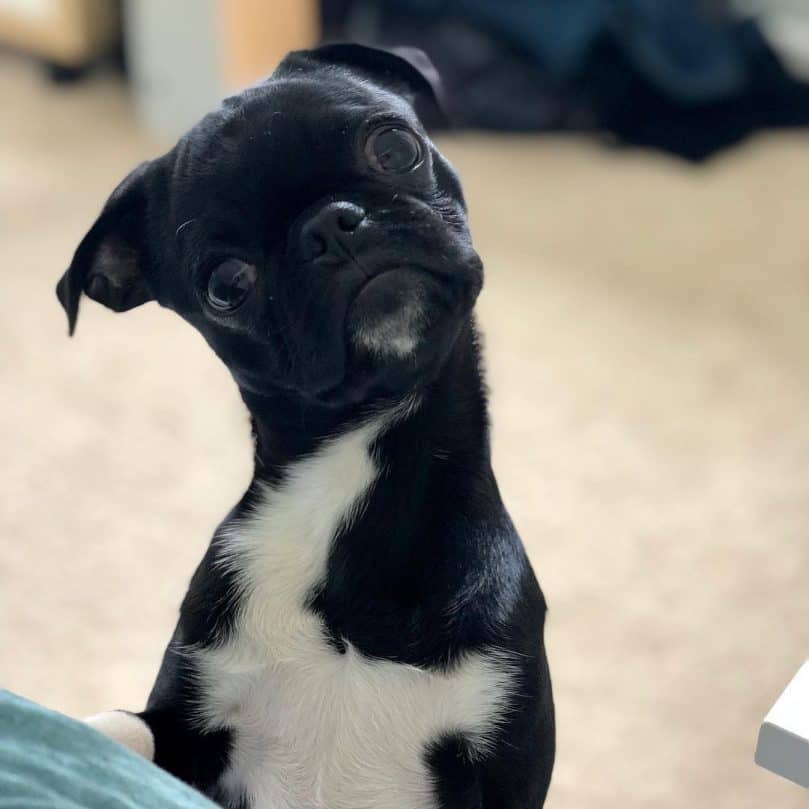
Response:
[1,54,808,808]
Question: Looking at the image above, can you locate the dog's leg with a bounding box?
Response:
[138,706,232,796]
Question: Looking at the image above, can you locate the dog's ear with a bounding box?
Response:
[281,43,447,126]
[56,160,159,335]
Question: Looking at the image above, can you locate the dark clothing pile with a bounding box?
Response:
[324,0,809,160]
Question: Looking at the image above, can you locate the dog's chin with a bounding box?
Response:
[310,265,460,406]
[347,267,437,362]
[235,267,466,409]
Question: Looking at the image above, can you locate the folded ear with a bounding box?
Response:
[281,42,447,127]
[56,160,157,335]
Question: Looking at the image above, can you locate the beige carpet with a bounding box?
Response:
[1,54,808,808]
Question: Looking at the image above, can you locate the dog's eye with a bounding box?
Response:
[206,259,256,312]
[365,126,423,174]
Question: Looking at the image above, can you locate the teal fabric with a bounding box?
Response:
[0,691,218,809]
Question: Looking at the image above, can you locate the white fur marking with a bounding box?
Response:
[85,710,155,761]
[352,293,425,359]
[195,409,514,809]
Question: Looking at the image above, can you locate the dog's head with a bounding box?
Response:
[57,44,482,408]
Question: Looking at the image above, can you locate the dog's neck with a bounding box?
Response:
[241,319,491,486]
[233,318,513,661]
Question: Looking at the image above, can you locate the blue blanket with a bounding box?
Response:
[0,691,217,809]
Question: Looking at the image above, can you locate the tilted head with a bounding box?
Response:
[57,44,483,411]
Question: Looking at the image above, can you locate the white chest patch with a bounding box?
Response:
[194,410,514,809]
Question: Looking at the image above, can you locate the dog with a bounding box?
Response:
[57,44,555,809]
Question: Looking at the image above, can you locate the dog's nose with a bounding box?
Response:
[299,201,366,263]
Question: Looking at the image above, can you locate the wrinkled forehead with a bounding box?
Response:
[178,74,420,195]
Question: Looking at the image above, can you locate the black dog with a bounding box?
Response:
[58,44,554,809]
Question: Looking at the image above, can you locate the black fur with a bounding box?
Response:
[58,44,554,808]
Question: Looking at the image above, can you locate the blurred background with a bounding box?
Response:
[1,1,808,807]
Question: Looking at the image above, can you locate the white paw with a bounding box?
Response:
[85,710,155,761]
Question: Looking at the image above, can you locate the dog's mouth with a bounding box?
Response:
[274,231,481,407]
[295,265,458,407]
[346,266,453,360]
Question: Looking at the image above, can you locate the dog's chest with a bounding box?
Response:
[201,631,509,809]
[194,417,512,809]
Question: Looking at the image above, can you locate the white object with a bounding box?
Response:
[0,0,51,19]
[85,710,155,761]
[755,661,809,788]
[733,0,809,80]
[124,0,224,140]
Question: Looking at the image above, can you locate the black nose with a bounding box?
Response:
[299,201,366,263]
